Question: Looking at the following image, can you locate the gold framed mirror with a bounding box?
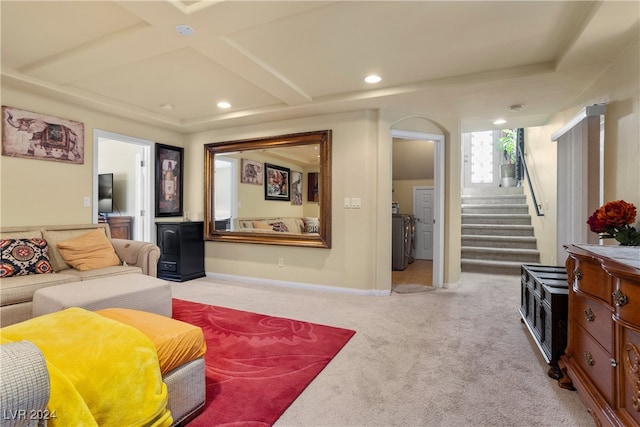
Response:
[204,130,332,248]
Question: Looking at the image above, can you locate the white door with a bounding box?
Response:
[462,130,502,188]
[413,186,434,260]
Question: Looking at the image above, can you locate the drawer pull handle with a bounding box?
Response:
[573,268,583,280]
[584,307,595,322]
[584,352,595,366]
[612,289,628,307]
[609,358,617,368]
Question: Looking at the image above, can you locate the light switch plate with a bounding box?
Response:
[344,197,351,208]
[351,198,361,209]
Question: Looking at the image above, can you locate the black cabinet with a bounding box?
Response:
[519,264,568,379]
[156,221,205,282]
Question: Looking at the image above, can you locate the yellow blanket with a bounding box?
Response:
[1,308,172,427]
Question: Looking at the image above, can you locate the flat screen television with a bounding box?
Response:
[98,173,114,214]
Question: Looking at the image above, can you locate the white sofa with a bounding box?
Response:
[233,216,319,234]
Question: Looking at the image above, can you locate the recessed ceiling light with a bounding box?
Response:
[160,104,174,111]
[217,101,231,109]
[176,25,194,36]
[364,75,382,84]
[493,119,507,125]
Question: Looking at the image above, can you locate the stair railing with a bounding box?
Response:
[518,149,544,216]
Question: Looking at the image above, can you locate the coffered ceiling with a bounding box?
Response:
[1,1,638,133]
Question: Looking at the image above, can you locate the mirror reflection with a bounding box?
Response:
[204,130,332,248]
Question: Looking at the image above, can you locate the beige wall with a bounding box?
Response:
[186,111,388,291]
[524,39,639,264]
[223,151,318,220]
[186,110,460,291]
[0,86,184,226]
[99,140,143,217]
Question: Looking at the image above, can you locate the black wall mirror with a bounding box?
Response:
[204,130,332,248]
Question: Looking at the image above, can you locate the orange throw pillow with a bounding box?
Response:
[56,229,121,271]
[252,221,272,230]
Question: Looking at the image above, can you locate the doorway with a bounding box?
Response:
[93,130,153,243]
[390,129,444,288]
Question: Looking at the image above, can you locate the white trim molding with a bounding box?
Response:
[551,104,606,141]
[205,272,392,296]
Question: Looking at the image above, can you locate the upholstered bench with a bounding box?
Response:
[96,308,207,426]
[32,273,172,318]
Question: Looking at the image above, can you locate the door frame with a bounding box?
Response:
[391,129,444,287]
[93,129,153,243]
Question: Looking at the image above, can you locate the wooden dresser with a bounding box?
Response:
[561,244,640,426]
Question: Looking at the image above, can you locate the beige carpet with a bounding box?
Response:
[170,272,593,427]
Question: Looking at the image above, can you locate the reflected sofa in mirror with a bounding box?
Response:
[204,130,332,248]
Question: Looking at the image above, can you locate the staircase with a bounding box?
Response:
[461,187,540,275]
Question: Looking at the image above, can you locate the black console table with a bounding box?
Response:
[156,221,205,282]
[519,264,569,379]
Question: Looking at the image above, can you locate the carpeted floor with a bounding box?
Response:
[170,272,593,427]
[171,299,355,426]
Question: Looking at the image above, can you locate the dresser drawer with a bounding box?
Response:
[573,323,614,406]
[615,277,640,325]
[573,259,613,303]
[573,293,613,354]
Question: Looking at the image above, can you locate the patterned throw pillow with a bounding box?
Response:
[271,221,289,232]
[304,217,319,233]
[0,238,53,278]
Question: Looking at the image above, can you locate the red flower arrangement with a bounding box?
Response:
[587,200,640,246]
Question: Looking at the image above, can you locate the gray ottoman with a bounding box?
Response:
[32,274,172,318]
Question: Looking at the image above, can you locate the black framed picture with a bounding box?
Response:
[155,143,184,217]
[264,163,290,201]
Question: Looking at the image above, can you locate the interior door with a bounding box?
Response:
[413,186,434,260]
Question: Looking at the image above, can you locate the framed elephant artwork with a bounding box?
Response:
[1,106,85,164]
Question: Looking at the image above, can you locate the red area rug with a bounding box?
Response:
[171,299,356,426]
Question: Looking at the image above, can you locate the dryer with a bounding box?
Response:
[392,214,411,270]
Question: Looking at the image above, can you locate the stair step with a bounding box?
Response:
[461,214,531,225]
[462,187,524,195]
[461,187,540,272]
[462,204,529,214]
[461,259,538,275]
[461,224,535,236]
[461,246,540,263]
[461,195,527,205]
[461,235,538,249]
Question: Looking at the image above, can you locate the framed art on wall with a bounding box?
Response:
[291,171,302,205]
[240,159,263,185]
[155,143,184,217]
[1,106,84,164]
[264,163,290,201]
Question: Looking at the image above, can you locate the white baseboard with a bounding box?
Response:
[204,272,392,296]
